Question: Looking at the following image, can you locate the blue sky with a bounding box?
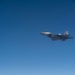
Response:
[0,0,75,75]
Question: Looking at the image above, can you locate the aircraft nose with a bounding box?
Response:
[40,32,51,35]
[40,32,46,35]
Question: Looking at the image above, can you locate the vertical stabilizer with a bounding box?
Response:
[64,31,69,35]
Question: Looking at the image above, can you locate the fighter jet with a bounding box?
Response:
[40,31,73,41]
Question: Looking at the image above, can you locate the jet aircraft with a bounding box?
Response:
[40,31,73,41]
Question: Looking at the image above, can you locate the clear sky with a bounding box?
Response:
[0,0,75,75]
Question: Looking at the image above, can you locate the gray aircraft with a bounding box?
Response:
[40,31,73,41]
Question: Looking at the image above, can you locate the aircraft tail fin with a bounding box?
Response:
[64,31,69,35]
